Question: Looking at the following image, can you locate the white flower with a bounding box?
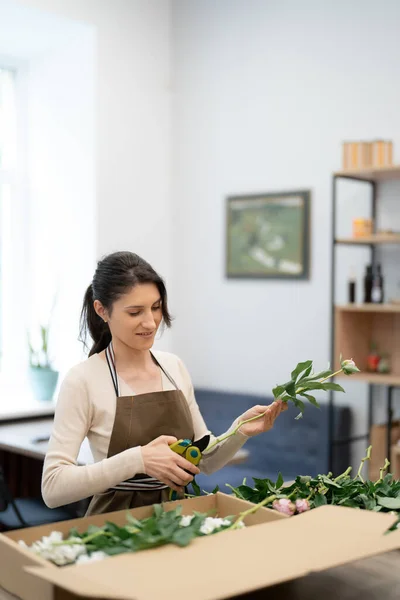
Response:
[199,517,233,535]
[180,515,194,527]
[76,551,108,565]
[21,532,86,566]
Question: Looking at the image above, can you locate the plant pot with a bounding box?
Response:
[29,366,59,402]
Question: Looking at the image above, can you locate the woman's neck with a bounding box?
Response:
[110,338,153,372]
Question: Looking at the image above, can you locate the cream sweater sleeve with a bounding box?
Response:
[42,370,144,509]
[176,358,249,475]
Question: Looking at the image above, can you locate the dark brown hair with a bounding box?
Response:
[79,251,172,356]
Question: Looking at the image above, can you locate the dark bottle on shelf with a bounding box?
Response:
[348,267,356,303]
[371,263,384,304]
[363,265,373,302]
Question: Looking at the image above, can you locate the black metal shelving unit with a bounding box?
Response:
[328,166,400,473]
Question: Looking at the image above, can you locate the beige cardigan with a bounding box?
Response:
[42,351,248,508]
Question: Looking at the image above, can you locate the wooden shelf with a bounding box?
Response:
[337,372,400,386]
[336,234,400,245]
[391,445,400,457]
[336,304,400,313]
[334,308,400,384]
[334,164,400,182]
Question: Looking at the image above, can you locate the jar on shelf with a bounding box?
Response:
[367,342,380,372]
[377,354,391,374]
[353,218,373,238]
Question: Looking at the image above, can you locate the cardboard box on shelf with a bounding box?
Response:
[1,492,400,600]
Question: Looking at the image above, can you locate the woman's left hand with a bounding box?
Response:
[237,399,288,437]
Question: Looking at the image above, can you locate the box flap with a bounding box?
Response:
[26,505,400,600]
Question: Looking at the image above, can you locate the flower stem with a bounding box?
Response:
[357,446,372,482]
[229,494,277,530]
[53,530,113,547]
[379,458,391,481]
[334,466,352,482]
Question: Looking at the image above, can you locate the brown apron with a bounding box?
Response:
[85,347,194,516]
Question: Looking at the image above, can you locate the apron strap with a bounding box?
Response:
[105,343,119,396]
[150,351,180,390]
[105,342,180,396]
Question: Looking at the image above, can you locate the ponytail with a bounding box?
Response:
[79,284,111,356]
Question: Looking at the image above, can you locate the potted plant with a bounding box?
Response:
[28,324,59,402]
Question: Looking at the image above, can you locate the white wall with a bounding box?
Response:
[0,1,97,382]
[12,0,173,366]
[21,0,173,292]
[170,0,400,462]
[27,27,96,373]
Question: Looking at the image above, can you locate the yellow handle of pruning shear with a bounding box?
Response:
[169,439,202,465]
[168,435,210,501]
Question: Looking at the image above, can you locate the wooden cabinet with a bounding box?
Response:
[334,305,400,385]
[329,165,400,473]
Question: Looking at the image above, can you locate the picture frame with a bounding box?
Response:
[225,190,311,279]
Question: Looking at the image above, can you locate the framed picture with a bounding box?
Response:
[226,190,311,279]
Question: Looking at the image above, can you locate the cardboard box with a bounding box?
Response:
[1,492,400,600]
[0,493,285,600]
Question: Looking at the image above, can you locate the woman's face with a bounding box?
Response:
[95,283,163,351]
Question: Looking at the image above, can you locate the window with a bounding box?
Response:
[0,68,17,371]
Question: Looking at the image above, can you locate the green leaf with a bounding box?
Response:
[377,496,400,510]
[297,365,313,381]
[293,398,305,412]
[102,546,130,556]
[291,360,313,382]
[301,381,324,391]
[358,494,376,510]
[284,381,296,397]
[171,527,195,547]
[314,493,327,507]
[105,522,131,540]
[191,478,201,496]
[225,483,257,501]
[153,504,164,518]
[320,382,345,393]
[68,527,83,539]
[275,472,284,489]
[211,485,220,494]
[320,476,342,489]
[299,392,320,408]
[272,385,285,398]
[303,369,332,382]
[339,498,359,509]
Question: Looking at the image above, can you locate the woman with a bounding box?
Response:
[42,251,287,516]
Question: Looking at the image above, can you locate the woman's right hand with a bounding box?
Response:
[141,436,200,493]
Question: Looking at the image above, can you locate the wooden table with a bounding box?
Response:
[0,551,399,599]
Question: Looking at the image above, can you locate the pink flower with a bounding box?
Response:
[342,359,356,367]
[340,358,360,375]
[272,498,295,516]
[295,498,310,513]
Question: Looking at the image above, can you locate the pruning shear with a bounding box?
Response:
[168,434,210,501]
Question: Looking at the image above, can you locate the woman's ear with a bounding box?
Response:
[94,300,108,323]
